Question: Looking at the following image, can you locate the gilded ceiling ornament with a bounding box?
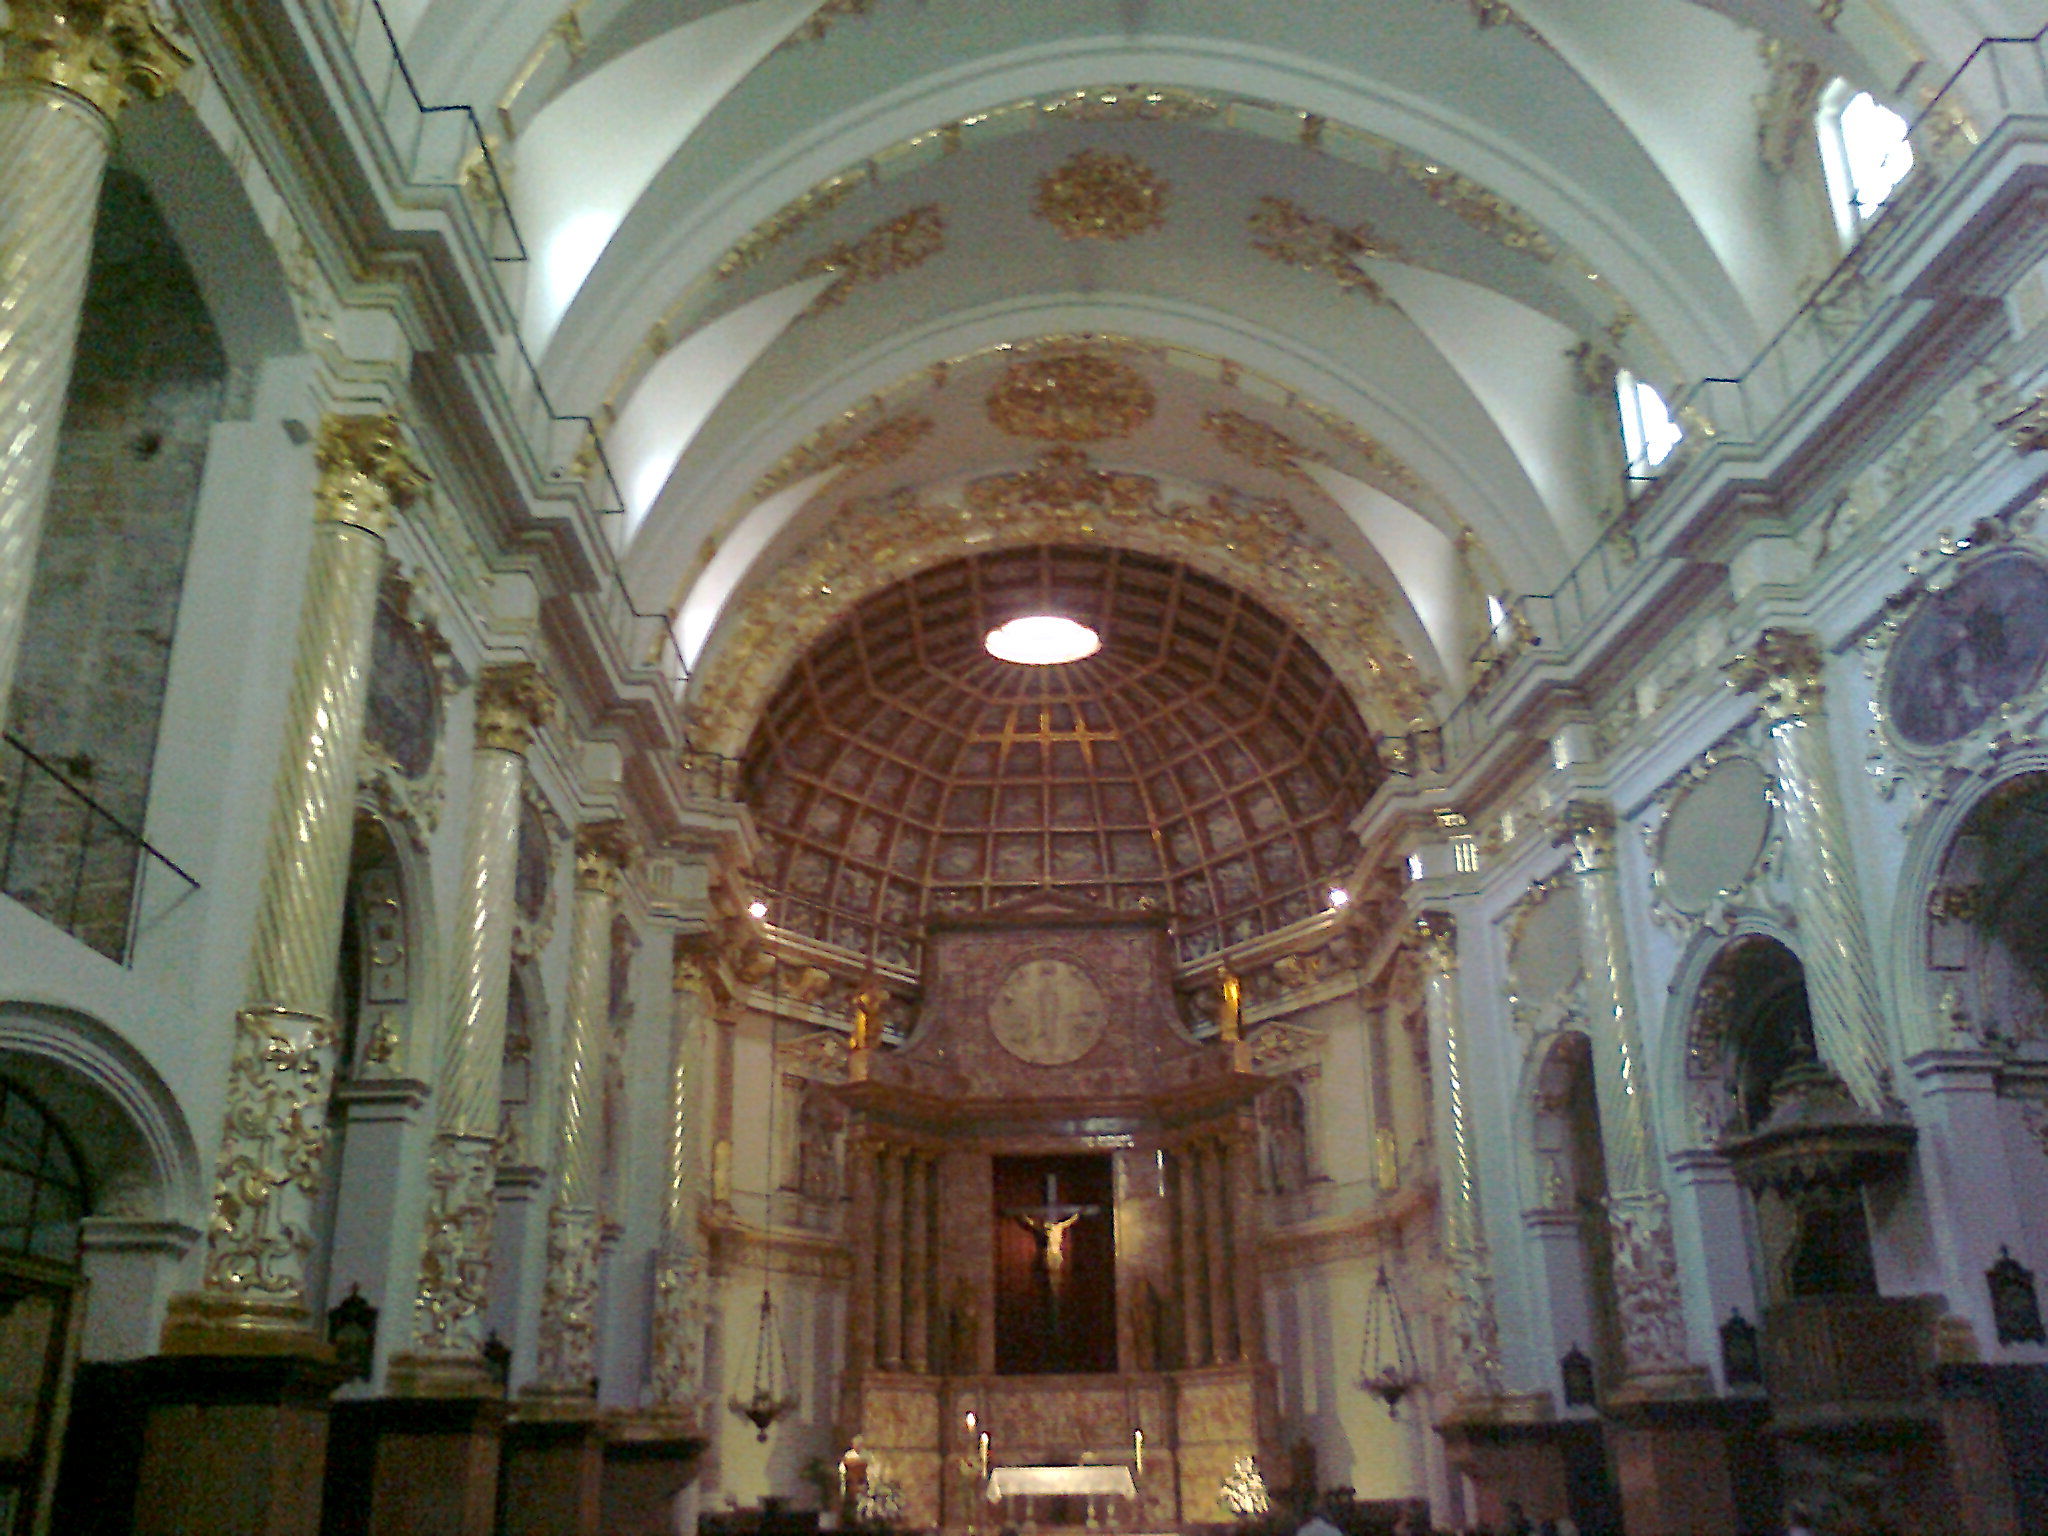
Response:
[985,352,1157,442]
[1040,86,1221,124]
[687,449,1429,754]
[751,412,935,501]
[1455,0,1553,50]
[1725,627,1825,723]
[1247,196,1396,302]
[799,205,946,312]
[1397,157,1557,260]
[1201,409,1320,482]
[781,0,874,48]
[715,174,867,281]
[1,0,190,119]
[1032,149,1169,241]
[1755,35,1831,173]
[1293,401,1427,501]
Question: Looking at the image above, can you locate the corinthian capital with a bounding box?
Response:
[473,662,556,754]
[1725,626,1825,722]
[574,819,635,894]
[314,414,429,534]
[1412,910,1457,974]
[1556,798,1618,873]
[1,0,189,119]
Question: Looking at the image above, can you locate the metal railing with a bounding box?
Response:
[1382,27,2048,780]
[0,734,201,965]
[336,0,700,712]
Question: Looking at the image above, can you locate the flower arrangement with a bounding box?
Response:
[854,1473,906,1528]
[1219,1456,1269,1519]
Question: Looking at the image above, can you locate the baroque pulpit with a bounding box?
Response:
[834,896,1275,1530]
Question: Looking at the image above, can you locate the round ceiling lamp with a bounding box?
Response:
[985,614,1101,665]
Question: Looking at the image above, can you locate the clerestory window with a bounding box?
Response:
[1820,84,1915,243]
[1617,370,1683,481]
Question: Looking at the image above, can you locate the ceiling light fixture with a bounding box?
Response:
[1327,887,1350,910]
[985,615,1101,665]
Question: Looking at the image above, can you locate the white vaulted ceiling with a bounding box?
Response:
[378,0,1997,958]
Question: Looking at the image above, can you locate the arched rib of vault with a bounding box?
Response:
[626,294,1576,631]
[684,483,1436,761]
[539,27,1757,403]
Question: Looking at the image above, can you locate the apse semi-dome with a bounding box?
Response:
[742,545,1382,975]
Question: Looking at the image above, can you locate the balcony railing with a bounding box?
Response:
[0,734,200,965]
[1381,27,2048,781]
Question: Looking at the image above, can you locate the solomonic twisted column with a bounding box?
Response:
[0,3,187,726]
[1415,910,1505,1403]
[528,820,634,1399]
[1559,800,1706,1397]
[162,416,427,1353]
[389,662,556,1394]
[1727,629,1894,1113]
[648,941,714,1408]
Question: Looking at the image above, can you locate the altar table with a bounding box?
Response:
[985,1465,1138,1529]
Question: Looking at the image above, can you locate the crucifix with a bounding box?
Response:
[1004,1172,1102,1331]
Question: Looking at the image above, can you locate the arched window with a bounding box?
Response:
[1617,370,1683,481]
[1820,83,1914,243]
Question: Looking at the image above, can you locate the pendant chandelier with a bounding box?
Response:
[1358,1265,1422,1416]
[729,941,800,1441]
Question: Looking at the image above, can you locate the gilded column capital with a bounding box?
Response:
[1412,910,1457,974]
[1,0,189,121]
[671,935,720,1001]
[574,818,635,894]
[1726,626,1825,722]
[473,662,556,753]
[1556,797,1618,873]
[314,413,429,535]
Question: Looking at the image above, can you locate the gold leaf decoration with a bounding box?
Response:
[800,205,947,312]
[985,353,1157,442]
[1398,159,1556,260]
[1202,410,1321,482]
[1247,196,1398,301]
[1039,86,1221,124]
[715,173,868,281]
[751,413,935,501]
[1032,149,1170,241]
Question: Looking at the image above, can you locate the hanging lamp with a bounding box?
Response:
[730,939,800,1441]
[1358,1265,1422,1416]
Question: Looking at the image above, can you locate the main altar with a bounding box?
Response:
[833,896,1278,1531]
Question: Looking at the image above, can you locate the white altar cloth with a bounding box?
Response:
[985,1466,1138,1502]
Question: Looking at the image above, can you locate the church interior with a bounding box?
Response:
[5,3,2048,1535]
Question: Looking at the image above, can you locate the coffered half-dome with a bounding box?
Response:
[742,544,1380,976]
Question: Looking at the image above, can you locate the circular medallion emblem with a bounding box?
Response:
[1884,549,2048,748]
[988,957,1108,1065]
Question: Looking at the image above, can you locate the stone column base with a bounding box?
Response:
[1604,1394,1774,1536]
[601,1412,708,1536]
[125,1354,349,1536]
[502,1399,605,1536]
[358,1394,507,1536]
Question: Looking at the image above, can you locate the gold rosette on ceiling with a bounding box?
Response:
[985,352,1156,442]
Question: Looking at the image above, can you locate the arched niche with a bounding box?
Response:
[1922,769,2048,1056]
[1526,1029,1623,1398]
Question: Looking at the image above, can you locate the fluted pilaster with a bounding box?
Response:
[1416,910,1504,1400]
[530,820,633,1398]
[1728,629,1893,1113]
[163,415,426,1354]
[391,662,555,1393]
[1560,799,1700,1390]
[0,2,187,726]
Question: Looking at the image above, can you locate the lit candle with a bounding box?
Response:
[979,1430,990,1482]
[1134,1428,1144,1476]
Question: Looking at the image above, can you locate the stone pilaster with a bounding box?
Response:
[0,2,187,726]
[528,821,634,1400]
[1559,799,1704,1396]
[390,662,556,1394]
[648,941,714,1408]
[1727,628,1893,1113]
[1176,1144,1209,1367]
[163,416,427,1354]
[1416,910,1505,1402]
[877,1144,904,1370]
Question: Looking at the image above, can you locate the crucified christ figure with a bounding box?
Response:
[1005,1172,1101,1334]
